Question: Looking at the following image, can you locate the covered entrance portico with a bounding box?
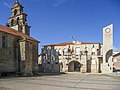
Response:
[68,61,81,72]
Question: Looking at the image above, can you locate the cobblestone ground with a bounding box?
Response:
[0,73,120,90]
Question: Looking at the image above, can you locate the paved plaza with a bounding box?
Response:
[0,73,120,90]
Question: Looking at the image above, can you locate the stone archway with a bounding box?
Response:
[68,61,81,72]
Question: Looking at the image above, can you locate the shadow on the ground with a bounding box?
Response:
[0,72,66,79]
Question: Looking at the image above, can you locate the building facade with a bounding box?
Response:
[113,52,120,72]
[0,1,39,75]
[40,24,119,73]
[41,41,103,73]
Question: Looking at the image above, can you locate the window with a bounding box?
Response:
[84,47,88,53]
[68,45,71,53]
[11,19,14,26]
[2,35,8,48]
[97,49,100,55]
[20,8,23,13]
[14,9,17,16]
[91,45,96,55]
[17,17,19,24]
[58,49,62,55]
[55,49,59,56]
[63,48,67,55]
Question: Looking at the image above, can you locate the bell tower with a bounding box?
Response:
[8,0,30,36]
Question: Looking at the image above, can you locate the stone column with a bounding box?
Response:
[91,55,99,73]
[81,54,87,73]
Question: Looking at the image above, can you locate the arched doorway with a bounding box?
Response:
[68,61,81,72]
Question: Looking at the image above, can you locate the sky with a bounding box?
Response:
[0,0,120,53]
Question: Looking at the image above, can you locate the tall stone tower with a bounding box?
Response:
[102,24,113,73]
[7,1,39,76]
[8,0,30,36]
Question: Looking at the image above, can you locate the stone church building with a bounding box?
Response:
[0,1,39,75]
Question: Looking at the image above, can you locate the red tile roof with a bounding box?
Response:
[46,42,74,46]
[113,52,120,57]
[0,25,39,42]
[45,41,100,46]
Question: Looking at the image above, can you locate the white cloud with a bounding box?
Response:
[53,0,67,7]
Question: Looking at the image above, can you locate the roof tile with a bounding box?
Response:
[45,41,100,46]
[0,25,39,42]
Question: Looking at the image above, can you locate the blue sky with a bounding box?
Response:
[0,0,120,53]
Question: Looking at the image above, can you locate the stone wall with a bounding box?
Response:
[19,40,39,75]
[44,63,60,72]
[113,54,120,71]
[41,42,102,73]
[0,32,39,75]
[0,32,18,73]
[32,42,39,73]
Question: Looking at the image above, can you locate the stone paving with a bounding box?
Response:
[0,73,120,90]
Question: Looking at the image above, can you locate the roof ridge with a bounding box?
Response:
[44,41,101,46]
[0,25,39,42]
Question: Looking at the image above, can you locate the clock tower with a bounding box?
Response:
[102,24,113,73]
[8,0,30,36]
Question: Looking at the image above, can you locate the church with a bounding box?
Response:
[0,1,39,75]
